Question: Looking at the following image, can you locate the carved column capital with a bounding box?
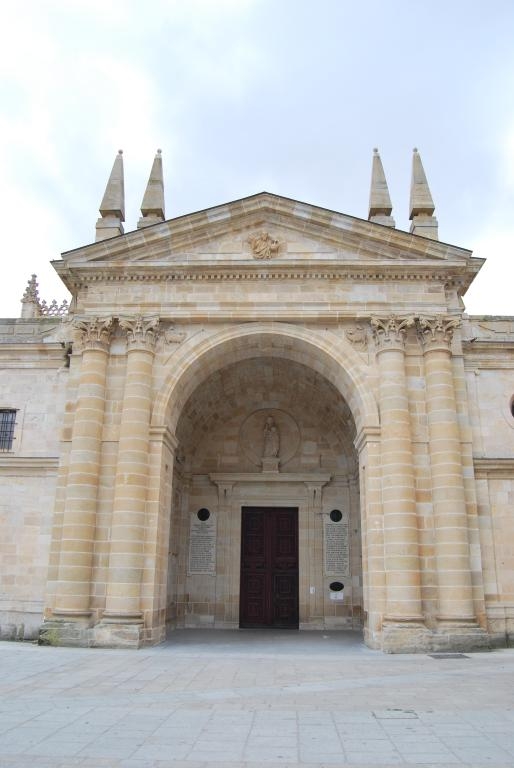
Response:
[418,315,460,352]
[119,315,160,351]
[371,315,414,352]
[73,317,113,352]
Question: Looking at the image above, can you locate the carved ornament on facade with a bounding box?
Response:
[119,315,160,350]
[248,232,280,260]
[163,326,187,345]
[371,315,414,351]
[73,317,113,351]
[417,315,460,351]
[345,324,368,351]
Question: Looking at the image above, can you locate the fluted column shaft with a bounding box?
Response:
[103,317,159,621]
[54,318,112,617]
[419,316,475,622]
[372,316,423,622]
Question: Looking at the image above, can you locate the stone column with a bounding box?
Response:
[97,315,159,647]
[49,318,112,639]
[371,316,426,649]
[418,316,479,634]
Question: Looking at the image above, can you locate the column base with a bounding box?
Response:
[93,615,145,649]
[38,616,93,647]
[381,619,432,653]
[379,617,491,653]
[432,620,490,652]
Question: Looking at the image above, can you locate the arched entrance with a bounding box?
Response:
[148,323,380,643]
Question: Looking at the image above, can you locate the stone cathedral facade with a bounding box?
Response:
[0,148,513,653]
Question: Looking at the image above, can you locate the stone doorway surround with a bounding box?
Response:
[210,473,332,632]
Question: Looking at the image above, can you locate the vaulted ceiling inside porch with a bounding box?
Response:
[175,357,357,476]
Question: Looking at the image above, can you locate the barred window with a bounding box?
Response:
[0,409,17,451]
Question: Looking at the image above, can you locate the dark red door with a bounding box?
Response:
[240,507,299,629]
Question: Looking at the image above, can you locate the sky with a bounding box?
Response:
[0,0,513,318]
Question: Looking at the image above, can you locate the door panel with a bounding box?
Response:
[240,507,299,629]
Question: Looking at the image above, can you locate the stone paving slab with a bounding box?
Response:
[0,630,514,767]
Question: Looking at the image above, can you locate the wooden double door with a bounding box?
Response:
[239,507,299,629]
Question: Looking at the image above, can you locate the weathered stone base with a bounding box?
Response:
[38,619,92,647]
[430,622,491,653]
[381,622,432,653]
[0,609,42,641]
[32,619,493,653]
[93,621,145,649]
[378,620,491,654]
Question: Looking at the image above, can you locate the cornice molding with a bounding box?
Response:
[209,472,332,485]
[0,456,59,474]
[474,457,514,477]
[54,262,476,290]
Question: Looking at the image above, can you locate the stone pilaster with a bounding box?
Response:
[96,316,159,648]
[371,317,427,650]
[355,426,384,649]
[41,318,113,646]
[418,316,488,649]
[305,481,326,628]
[214,481,236,626]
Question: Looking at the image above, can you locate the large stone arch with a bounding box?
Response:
[152,322,379,437]
[144,322,381,641]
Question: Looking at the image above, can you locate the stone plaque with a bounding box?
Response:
[324,511,350,576]
[188,514,217,575]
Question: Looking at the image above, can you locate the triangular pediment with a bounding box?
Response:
[59,192,475,267]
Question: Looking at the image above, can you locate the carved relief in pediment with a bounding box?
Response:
[247,231,281,260]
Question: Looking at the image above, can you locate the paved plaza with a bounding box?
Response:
[1,630,514,767]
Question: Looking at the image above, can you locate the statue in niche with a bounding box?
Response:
[263,415,280,458]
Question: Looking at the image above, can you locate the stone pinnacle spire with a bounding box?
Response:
[95,150,125,242]
[409,148,438,240]
[368,148,395,227]
[138,149,165,229]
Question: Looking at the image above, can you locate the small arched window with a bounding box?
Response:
[0,409,17,451]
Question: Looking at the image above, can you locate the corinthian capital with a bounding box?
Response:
[371,315,414,351]
[73,317,113,351]
[418,315,460,351]
[119,315,160,350]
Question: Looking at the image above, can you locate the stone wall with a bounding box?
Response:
[0,319,67,638]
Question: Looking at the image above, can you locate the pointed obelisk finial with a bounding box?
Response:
[95,150,125,242]
[138,149,165,229]
[409,147,438,240]
[368,148,395,227]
